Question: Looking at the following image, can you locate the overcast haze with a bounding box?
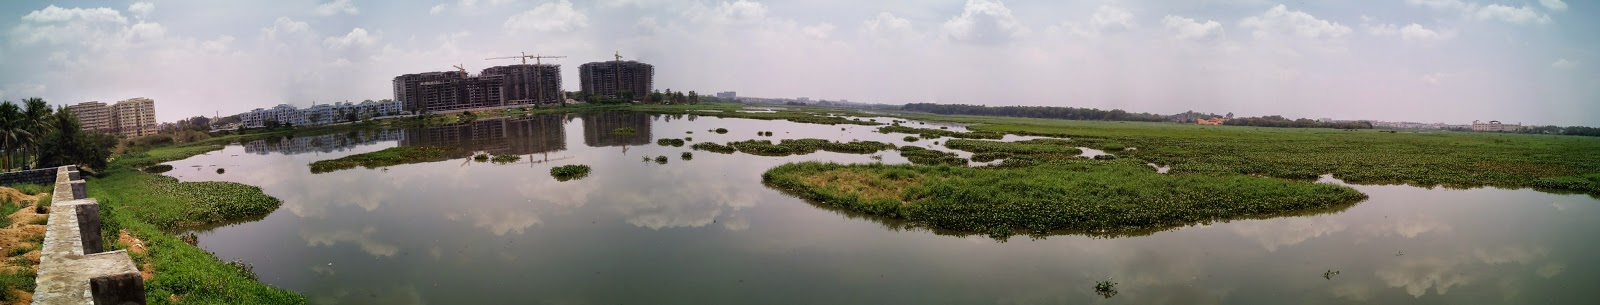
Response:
[1,0,1595,126]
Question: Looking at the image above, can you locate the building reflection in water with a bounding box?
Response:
[402,115,568,158]
[242,130,407,155]
[581,112,651,148]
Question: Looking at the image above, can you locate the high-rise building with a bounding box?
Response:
[716,91,736,99]
[578,60,653,100]
[65,101,112,133]
[481,64,562,105]
[112,98,158,137]
[64,98,157,137]
[393,71,466,113]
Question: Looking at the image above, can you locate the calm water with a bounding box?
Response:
[161,112,1600,304]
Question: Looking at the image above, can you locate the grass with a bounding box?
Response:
[0,197,19,228]
[877,112,1600,195]
[551,164,592,182]
[718,139,896,157]
[0,269,34,302]
[86,144,305,304]
[308,146,458,174]
[6,183,51,195]
[763,159,1366,240]
[897,147,967,166]
[878,125,1003,139]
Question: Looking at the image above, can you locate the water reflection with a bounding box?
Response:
[581,112,651,147]
[403,115,567,157]
[158,112,1600,304]
[244,130,406,155]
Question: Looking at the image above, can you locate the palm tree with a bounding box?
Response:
[21,97,54,167]
[0,101,28,171]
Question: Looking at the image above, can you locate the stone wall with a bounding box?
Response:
[31,166,145,305]
[0,168,59,186]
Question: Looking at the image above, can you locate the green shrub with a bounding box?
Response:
[550,165,592,181]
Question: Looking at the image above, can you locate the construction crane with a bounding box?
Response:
[485,52,567,65]
[452,64,467,77]
[484,52,567,104]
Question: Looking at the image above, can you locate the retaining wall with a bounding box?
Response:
[0,168,60,186]
[31,166,145,305]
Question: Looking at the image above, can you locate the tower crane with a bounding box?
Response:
[485,52,567,65]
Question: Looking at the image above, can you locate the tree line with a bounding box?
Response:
[901,103,1168,122]
[1,98,114,171]
[1516,125,1600,137]
[1223,115,1373,129]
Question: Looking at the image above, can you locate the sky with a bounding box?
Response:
[0,0,1595,126]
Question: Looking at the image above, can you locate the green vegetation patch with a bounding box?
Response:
[89,168,281,230]
[7,183,52,195]
[691,142,737,154]
[897,147,967,166]
[0,269,36,302]
[763,159,1367,240]
[308,146,458,173]
[490,154,521,164]
[612,127,637,135]
[551,165,592,182]
[724,139,896,157]
[657,138,687,147]
[878,125,1003,139]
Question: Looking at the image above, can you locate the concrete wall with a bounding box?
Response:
[0,168,59,186]
[32,166,145,305]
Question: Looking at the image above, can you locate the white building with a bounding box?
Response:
[240,100,404,128]
[1471,120,1522,132]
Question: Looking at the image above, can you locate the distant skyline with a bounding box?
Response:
[0,0,1595,126]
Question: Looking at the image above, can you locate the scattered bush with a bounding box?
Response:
[681,152,694,160]
[550,165,592,181]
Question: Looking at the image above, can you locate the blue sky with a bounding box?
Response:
[0,0,1595,126]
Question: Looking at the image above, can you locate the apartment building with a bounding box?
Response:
[64,98,157,137]
[578,60,654,100]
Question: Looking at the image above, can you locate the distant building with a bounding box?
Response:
[64,98,157,137]
[393,71,465,113]
[1471,120,1521,132]
[482,64,563,106]
[716,91,736,99]
[1196,118,1227,126]
[65,101,112,133]
[578,60,653,100]
[240,100,403,128]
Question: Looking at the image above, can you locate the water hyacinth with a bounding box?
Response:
[878,125,1002,139]
[762,159,1366,240]
[550,165,592,182]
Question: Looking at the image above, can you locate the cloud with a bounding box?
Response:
[301,226,400,257]
[689,0,768,25]
[1239,5,1350,41]
[261,17,311,41]
[315,0,360,16]
[801,23,835,40]
[1551,58,1578,69]
[128,2,155,18]
[1365,23,1456,42]
[862,12,917,42]
[942,0,1029,45]
[429,4,446,15]
[324,28,377,49]
[1474,4,1551,25]
[503,0,588,34]
[1420,72,1457,85]
[1406,0,1469,10]
[1540,0,1568,12]
[1162,15,1222,41]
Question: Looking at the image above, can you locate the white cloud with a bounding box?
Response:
[1420,72,1456,85]
[942,0,1029,45]
[802,23,836,40]
[862,12,917,42]
[635,16,661,35]
[201,35,235,53]
[315,0,360,16]
[9,5,130,46]
[1366,23,1455,42]
[128,2,155,18]
[1162,15,1222,41]
[260,17,311,41]
[503,0,588,34]
[324,28,377,49]
[20,5,126,24]
[429,4,447,15]
[1474,4,1551,25]
[1089,5,1137,32]
[689,0,768,25]
[1551,58,1578,69]
[1407,0,1469,10]
[1540,0,1568,12]
[1239,5,1350,40]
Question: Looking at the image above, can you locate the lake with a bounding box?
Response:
[159,112,1600,304]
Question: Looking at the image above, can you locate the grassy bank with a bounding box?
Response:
[880,112,1600,195]
[307,146,459,174]
[763,159,1367,239]
[86,143,304,304]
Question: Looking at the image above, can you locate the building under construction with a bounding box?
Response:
[578,60,653,100]
[482,64,563,105]
[392,64,562,114]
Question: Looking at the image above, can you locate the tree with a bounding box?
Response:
[21,97,54,167]
[0,102,29,170]
[36,108,112,170]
